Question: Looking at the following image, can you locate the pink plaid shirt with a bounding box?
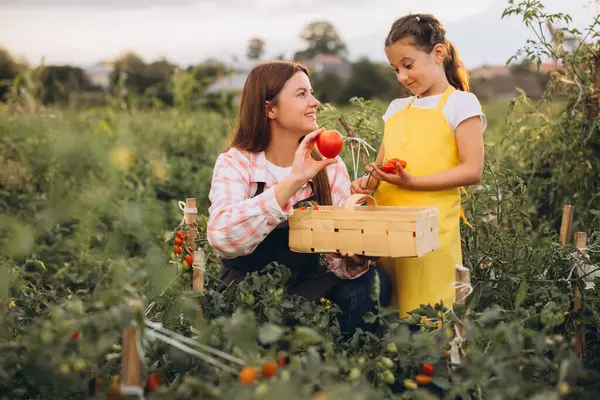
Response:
[207,147,370,279]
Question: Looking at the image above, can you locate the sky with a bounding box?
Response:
[0,0,597,69]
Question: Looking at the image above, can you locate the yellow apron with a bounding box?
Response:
[374,85,463,317]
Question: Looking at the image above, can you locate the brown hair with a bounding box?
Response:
[385,14,470,92]
[227,60,332,205]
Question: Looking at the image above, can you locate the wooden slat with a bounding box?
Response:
[559,205,574,246]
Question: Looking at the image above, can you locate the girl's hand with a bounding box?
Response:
[350,175,378,194]
[291,128,337,184]
[368,161,416,189]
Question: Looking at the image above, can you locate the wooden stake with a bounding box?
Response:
[121,325,142,390]
[573,232,587,358]
[559,205,574,246]
[193,250,205,293]
[184,198,203,293]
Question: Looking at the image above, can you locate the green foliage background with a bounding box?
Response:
[1,1,600,399]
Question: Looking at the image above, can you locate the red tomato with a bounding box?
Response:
[415,374,432,385]
[380,162,396,174]
[174,245,182,255]
[146,373,161,392]
[70,330,80,340]
[261,362,278,378]
[176,230,186,238]
[174,237,184,246]
[422,363,435,376]
[316,130,344,159]
[239,367,258,385]
[185,254,193,266]
[388,158,407,168]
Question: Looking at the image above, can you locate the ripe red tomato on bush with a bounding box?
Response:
[316,129,344,159]
[261,361,278,378]
[146,373,161,392]
[185,254,193,266]
[174,245,182,255]
[422,363,435,376]
[174,237,183,246]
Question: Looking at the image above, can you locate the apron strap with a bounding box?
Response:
[436,86,455,112]
[404,95,417,110]
[253,182,266,197]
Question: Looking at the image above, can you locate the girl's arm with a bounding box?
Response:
[370,116,484,191]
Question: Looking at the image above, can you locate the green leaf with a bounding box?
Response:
[362,312,377,324]
[294,327,323,345]
[281,300,294,308]
[258,323,284,345]
[515,279,528,309]
[223,311,258,353]
[431,376,452,390]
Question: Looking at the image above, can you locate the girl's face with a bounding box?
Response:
[267,71,321,137]
[385,38,447,97]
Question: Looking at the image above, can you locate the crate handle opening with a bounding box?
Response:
[343,194,377,211]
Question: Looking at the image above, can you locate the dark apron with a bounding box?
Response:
[219,181,340,302]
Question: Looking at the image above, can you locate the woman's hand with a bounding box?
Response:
[326,252,378,279]
[350,175,379,194]
[275,128,337,208]
[290,128,338,183]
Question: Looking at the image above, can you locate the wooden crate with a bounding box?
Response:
[289,194,439,258]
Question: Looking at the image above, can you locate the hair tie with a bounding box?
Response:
[415,16,420,22]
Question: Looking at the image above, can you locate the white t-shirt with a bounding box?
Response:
[266,160,292,183]
[382,90,487,134]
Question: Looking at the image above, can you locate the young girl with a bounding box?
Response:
[351,13,486,317]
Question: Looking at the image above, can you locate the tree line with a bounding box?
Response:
[1,20,549,109]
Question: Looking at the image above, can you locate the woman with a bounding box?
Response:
[207,60,391,337]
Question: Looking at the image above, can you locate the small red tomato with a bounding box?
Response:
[239,366,258,385]
[146,373,161,392]
[422,363,435,376]
[298,207,306,210]
[174,245,182,255]
[388,158,407,168]
[313,205,320,210]
[277,357,287,366]
[70,330,80,340]
[261,362,278,378]
[176,230,186,238]
[174,237,184,246]
[185,254,193,266]
[316,129,344,159]
[415,374,432,385]
[380,162,396,174]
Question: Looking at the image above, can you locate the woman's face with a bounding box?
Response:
[268,71,321,136]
